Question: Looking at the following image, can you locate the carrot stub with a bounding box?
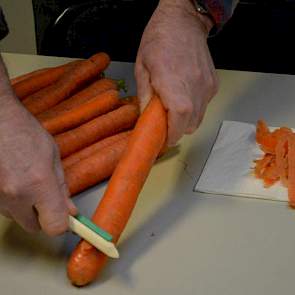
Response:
[67,95,167,286]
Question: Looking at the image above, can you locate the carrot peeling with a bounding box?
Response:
[254,120,295,207]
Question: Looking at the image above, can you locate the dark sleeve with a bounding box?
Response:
[199,0,239,29]
[0,6,9,41]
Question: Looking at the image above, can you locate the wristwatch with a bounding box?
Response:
[191,0,217,37]
[192,0,209,14]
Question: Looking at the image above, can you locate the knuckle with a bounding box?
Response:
[209,74,219,96]
[204,71,219,98]
[27,169,48,187]
[134,62,141,77]
[0,182,19,200]
[185,125,197,135]
[175,100,193,116]
[194,69,203,82]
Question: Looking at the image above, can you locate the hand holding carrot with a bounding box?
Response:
[0,56,77,235]
[135,0,218,145]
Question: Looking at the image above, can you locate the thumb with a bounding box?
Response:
[135,61,153,113]
[34,172,70,237]
[53,151,78,217]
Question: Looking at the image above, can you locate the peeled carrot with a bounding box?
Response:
[65,136,129,195]
[37,78,117,121]
[12,61,79,100]
[55,103,139,158]
[22,52,110,115]
[62,131,131,169]
[40,89,121,135]
[67,95,167,286]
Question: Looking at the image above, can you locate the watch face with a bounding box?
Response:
[193,0,208,14]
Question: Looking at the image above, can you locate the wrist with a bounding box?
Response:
[158,0,214,35]
[193,8,214,35]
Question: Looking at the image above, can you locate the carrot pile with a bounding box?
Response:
[254,120,295,207]
[11,53,168,287]
[10,52,140,195]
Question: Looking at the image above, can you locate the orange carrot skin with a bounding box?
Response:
[275,135,289,187]
[37,78,117,121]
[22,53,110,115]
[288,134,295,208]
[256,120,270,144]
[254,154,274,179]
[13,61,79,100]
[62,131,131,169]
[10,68,49,86]
[65,136,129,195]
[56,103,139,158]
[41,89,121,135]
[67,95,167,286]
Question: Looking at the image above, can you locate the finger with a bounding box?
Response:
[150,71,193,146]
[33,173,70,236]
[10,205,40,233]
[167,107,191,146]
[53,156,77,216]
[135,61,153,112]
[185,97,208,134]
[66,197,77,216]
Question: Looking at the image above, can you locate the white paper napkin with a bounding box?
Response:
[194,120,288,202]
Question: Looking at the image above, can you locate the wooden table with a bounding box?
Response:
[1,52,295,294]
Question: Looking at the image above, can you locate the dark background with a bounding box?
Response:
[32,0,295,74]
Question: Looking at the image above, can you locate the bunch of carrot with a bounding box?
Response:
[11,52,140,195]
[12,53,168,287]
[254,120,295,208]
